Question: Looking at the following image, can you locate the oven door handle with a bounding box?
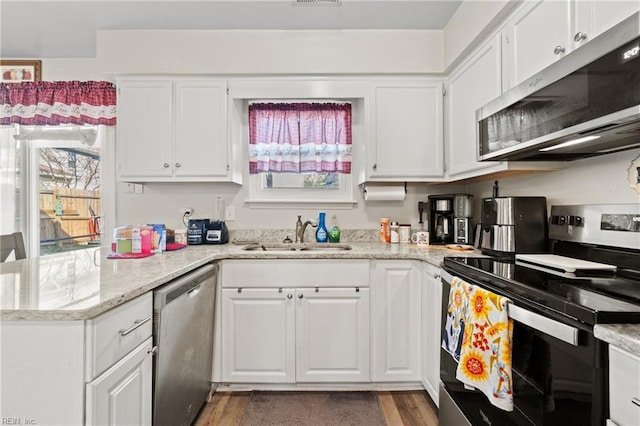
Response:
[440,269,579,346]
[508,304,580,346]
[441,269,454,285]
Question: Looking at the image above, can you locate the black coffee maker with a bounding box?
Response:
[428,195,455,244]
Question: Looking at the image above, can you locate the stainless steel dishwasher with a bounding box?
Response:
[153,263,217,426]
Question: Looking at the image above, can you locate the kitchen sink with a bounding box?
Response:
[242,243,352,252]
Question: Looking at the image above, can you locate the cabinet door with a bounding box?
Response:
[421,263,442,406]
[117,80,173,179]
[221,288,295,383]
[446,36,503,179]
[574,0,639,49]
[174,80,229,178]
[505,0,571,88]
[369,81,444,180]
[373,261,421,382]
[608,345,640,426]
[85,337,153,426]
[296,288,370,382]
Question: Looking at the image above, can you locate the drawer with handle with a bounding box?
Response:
[85,292,153,380]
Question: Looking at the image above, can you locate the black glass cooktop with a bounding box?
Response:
[443,256,640,326]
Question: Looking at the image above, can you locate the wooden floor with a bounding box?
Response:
[194,390,438,426]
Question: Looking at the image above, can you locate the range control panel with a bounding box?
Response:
[549,204,640,249]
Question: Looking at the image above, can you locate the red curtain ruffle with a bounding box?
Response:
[0,81,117,126]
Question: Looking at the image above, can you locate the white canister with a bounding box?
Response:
[398,224,411,243]
[390,222,399,243]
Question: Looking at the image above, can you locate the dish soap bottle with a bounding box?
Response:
[328,214,341,243]
[316,212,328,243]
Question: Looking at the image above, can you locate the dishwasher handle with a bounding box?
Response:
[154,263,217,308]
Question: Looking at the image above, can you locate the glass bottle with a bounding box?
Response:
[316,212,328,243]
[328,214,341,243]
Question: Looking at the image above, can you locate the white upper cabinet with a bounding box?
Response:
[117,78,237,183]
[503,0,639,90]
[445,35,509,180]
[117,80,173,180]
[174,80,229,179]
[573,1,639,50]
[367,80,444,182]
[503,0,572,89]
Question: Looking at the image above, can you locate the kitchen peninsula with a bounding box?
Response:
[0,239,473,425]
[3,237,640,425]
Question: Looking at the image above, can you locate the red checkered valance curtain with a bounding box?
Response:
[248,102,352,174]
[0,81,117,126]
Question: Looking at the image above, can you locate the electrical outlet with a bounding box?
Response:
[181,207,193,217]
[225,206,235,221]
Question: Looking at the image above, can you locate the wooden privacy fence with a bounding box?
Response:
[40,188,101,245]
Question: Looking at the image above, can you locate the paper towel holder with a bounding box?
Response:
[361,182,408,198]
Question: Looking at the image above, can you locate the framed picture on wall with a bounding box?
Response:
[0,60,42,83]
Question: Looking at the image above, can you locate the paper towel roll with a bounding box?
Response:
[363,184,406,201]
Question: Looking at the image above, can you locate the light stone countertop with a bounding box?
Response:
[0,240,480,321]
[594,324,640,356]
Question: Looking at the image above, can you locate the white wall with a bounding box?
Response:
[467,148,640,220]
[442,0,516,71]
[40,21,640,236]
[96,29,444,75]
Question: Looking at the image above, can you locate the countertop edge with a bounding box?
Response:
[0,246,446,321]
[594,323,640,355]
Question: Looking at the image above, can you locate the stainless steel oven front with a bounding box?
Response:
[439,269,607,426]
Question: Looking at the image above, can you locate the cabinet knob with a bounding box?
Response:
[163,163,170,168]
[553,45,566,55]
[147,346,158,356]
[298,293,304,299]
[287,293,293,300]
[175,162,181,168]
[574,32,588,42]
[433,273,441,279]
[372,164,377,171]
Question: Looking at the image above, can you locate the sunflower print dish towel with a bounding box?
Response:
[441,277,470,361]
[455,280,514,412]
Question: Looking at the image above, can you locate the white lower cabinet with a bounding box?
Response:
[0,293,153,425]
[222,288,296,383]
[85,337,154,426]
[373,260,422,382]
[219,259,371,385]
[221,287,370,383]
[296,288,370,382]
[421,263,442,406]
[608,345,640,426]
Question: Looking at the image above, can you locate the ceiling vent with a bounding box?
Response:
[294,0,341,5]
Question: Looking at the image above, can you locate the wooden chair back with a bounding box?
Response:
[0,232,27,262]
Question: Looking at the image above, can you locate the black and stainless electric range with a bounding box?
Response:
[439,204,640,426]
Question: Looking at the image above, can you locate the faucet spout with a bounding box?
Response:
[295,216,317,243]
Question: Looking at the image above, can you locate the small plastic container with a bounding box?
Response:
[380,218,390,243]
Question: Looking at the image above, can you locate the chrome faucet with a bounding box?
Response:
[295,215,317,243]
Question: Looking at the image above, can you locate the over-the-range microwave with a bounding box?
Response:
[476,12,640,161]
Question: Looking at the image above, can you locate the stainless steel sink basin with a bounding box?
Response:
[242,243,352,252]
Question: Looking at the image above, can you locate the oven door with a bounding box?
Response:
[439,269,607,425]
